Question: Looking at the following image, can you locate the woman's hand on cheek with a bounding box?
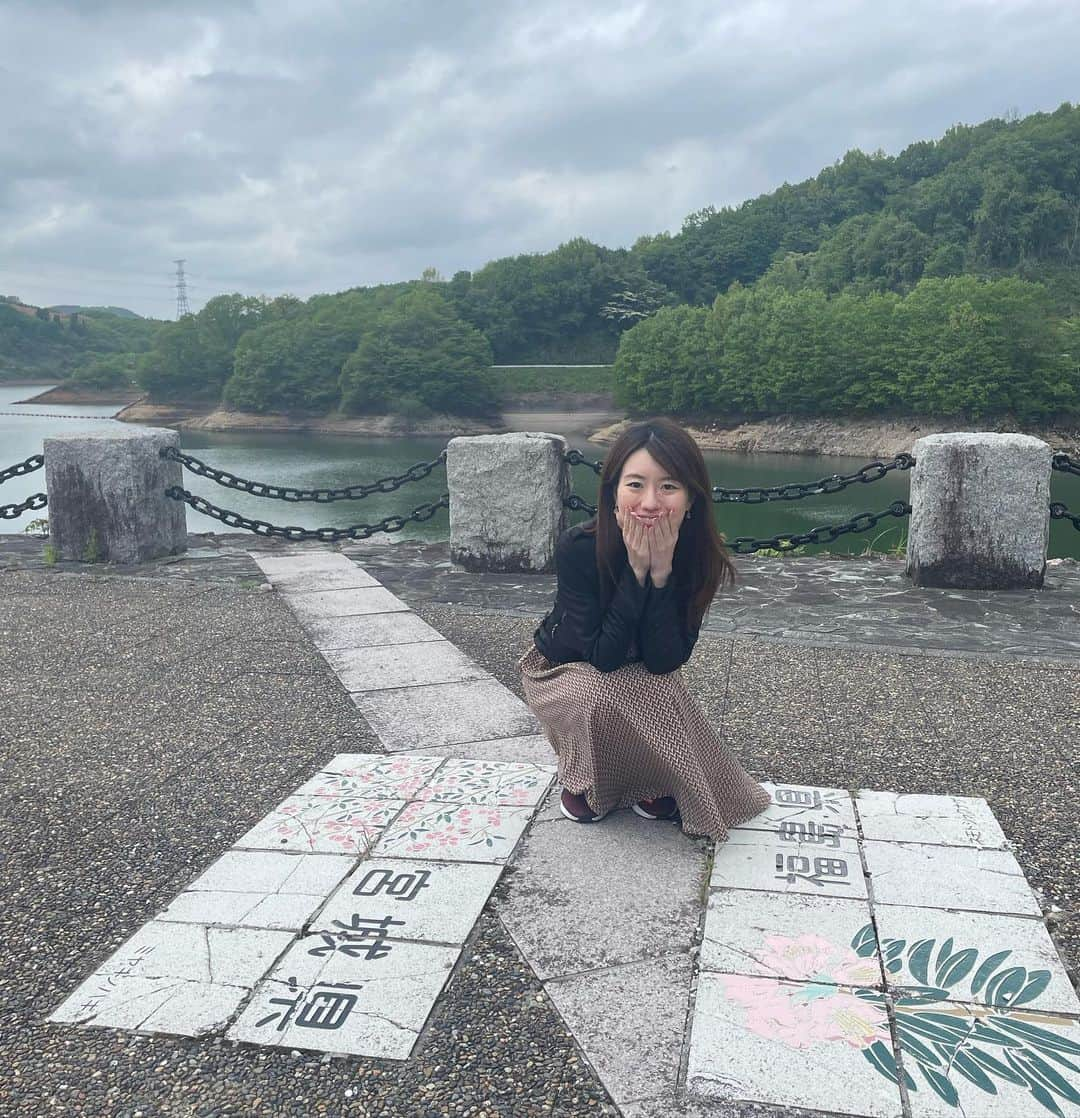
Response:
[615,504,651,586]
[648,509,679,583]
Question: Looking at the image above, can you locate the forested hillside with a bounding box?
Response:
[5,102,1079,419]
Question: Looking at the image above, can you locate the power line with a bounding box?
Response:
[173,259,191,319]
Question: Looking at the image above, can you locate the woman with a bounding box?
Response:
[518,417,771,840]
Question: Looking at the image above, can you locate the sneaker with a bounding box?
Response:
[560,788,605,823]
[632,796,679,821]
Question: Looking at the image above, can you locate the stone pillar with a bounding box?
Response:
[44,426,187,563]
[905,433,1051,589]
[446,432,569,572]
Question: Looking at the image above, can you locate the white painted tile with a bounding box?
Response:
[873,905,1080,1015]
[158,891,321,931]
[303,612,445,652]
[899,1005,1080,1118]
[312,859,502,945]
[182,850,355,896]
[864,842,1041,917]
[353,679,539,751]
[91,921,293,987]
[701,890,881,987]
[324,641,488,692]
[855,791,1009,848]
[709,829,867,900]
[373,800,535,863]
[687,972,903,1117]
[232,795,403,855]
[415,758,555,807]
[292,754,444,801]
[228,936,460,1059]
[286,586,409,620]
[51,975,246,1036]
[731,782,857,840]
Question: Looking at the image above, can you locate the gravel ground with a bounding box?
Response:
[2,543,1078,1118]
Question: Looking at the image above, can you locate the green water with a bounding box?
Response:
[2,384,1078,558]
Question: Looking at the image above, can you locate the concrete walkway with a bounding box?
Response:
[2,534,1079,1117]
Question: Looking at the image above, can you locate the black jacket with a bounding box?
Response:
[532,523,700,674]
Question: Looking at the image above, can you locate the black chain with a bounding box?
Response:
[1,453,45,485]
[1050,502,1080,532]
[713,455,915,503]
[565,494,597,515]
[729,501,912,553]
[564,449,604,476]
[1052,452,1080,477]
[160,446,447,502]
[0,493,47,520]
[165,486,449,541]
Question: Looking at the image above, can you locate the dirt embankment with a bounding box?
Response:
[15,385,143,406]
[589,415,1080,457]
[115,401,508,438]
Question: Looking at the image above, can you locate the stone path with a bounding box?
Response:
[41,547,1080,1116]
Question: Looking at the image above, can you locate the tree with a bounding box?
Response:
[339,288,496,416]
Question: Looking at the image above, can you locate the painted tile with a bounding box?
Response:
[855,791,1008,848]
[312,858,502,945]
[687,972,903,1117]
[864,842,1041,917]
[158,891,321,931]
[181,850,356,897]
[710,829,867,900]
[286,586,409,620]
[228,936,460,1059]
[415,758,555,806]
[50,975,247,1037]
[874,905,1080,1016]
[701,890,882,987]
[292,754,443,801]
[372,800,535,863]
[324,640,489,692]
[731,782,857,840]
[896,1003,1080,1118]
[232,795,403,855]
[352,679,539,752]
[71,921,292,988]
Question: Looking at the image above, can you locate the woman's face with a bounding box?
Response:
[614,447,691,527]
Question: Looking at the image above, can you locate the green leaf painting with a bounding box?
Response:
[849,924,1080,1113]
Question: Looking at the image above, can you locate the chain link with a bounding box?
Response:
[1050,502,1080,531]
[728,501,912,554]
[164,486,449,541]
[1,453,45,486]
[1052,452,1080,477]
[563,449,604,475]
[160,446,447,502]
[0,492,48,520]
[713,454,915,503]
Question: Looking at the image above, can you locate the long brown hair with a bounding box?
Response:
[587,417,736,630]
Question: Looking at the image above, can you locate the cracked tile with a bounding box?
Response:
[372,800,534,863]
[414,758,555,806]
[855,791,1009,848]
[687,972,904,1117]
[710,829,867,900]
[291,753,444,801]
[731,782,857,840]
[232,795,404,855]
[865,841,1042,917]
[701,890,882,987]
[312,858,502,945]
[228,936,460,1059]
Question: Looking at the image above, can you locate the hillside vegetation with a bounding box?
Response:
[3,102,1078,420]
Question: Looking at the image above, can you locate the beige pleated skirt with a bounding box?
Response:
[518,645,771,841]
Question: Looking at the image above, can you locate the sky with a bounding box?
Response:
[2,0,1078,319]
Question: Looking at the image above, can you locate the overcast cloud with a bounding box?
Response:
[2,0,1078,317]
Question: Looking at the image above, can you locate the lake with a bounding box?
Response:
[2,384,1078,558]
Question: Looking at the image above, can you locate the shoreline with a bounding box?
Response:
[9,385,1079,456]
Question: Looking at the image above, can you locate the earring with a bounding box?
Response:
[684,509,691,520]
